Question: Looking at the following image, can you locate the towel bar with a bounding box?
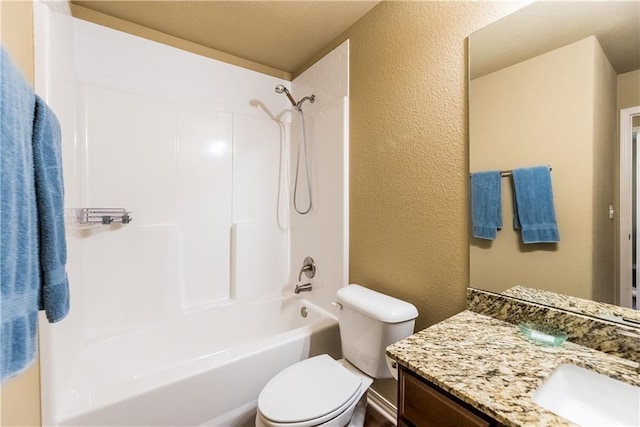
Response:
[66,208,132,225]
[470,165,552,178]
[500,166,552,177]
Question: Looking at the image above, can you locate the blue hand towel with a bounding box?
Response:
[512,166,559,244]
[470,171,502,240]
[33,95,69,323]
[1,48,40,382]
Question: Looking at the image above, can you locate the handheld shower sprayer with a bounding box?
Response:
[275,85,298,110]
[274,84,316,215]
[275,85,315,112]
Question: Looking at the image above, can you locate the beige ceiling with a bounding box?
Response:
[470,1,640,79]
[71,0,379,75]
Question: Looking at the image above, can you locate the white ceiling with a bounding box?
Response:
[71,0,380,74]
[470,1,640,79]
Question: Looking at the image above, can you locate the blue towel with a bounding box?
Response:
[1,48,70,382]
[33,95,69,323]
[1,48,40,381]
[512,166,559,244]
[470,171,502,240]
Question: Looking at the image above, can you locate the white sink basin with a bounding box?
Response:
[533,364,640,426]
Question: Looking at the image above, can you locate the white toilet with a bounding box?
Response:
[255,284,418,427]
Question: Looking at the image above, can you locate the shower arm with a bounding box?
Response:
[296,95,315,111]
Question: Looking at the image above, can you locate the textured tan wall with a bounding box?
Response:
[0,2,42,427]
[300,1,526,331]
[0,363,40,427]
[1,0,34,83]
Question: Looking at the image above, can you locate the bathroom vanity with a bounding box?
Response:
[387,291,640,427]
[398,366,499,427]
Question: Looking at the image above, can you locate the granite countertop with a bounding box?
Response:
[386,310,640,427]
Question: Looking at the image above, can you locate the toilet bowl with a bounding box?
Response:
[255,355,373,427]
[256,284,418,427]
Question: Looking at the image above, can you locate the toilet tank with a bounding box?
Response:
[336,284,418,379]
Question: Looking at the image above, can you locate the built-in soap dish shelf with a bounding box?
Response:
[65,208,132,225]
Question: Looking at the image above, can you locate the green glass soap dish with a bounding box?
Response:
[518,323,568,347]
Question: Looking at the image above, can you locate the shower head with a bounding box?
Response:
[275,85,315,112]
[275,85,298,109]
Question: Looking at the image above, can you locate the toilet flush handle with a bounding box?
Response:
[331,301,343,310]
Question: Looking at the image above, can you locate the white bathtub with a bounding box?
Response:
[55,298,341,426]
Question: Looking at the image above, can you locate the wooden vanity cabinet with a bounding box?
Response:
[397,366,504,427]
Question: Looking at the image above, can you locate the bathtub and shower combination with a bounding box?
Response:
[54,299,341,426]
[35,4,349,426]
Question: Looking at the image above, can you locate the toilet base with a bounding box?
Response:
[345,392,368,427]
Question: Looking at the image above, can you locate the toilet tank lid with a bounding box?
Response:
[336,284,418,323]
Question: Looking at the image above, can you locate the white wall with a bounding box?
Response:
[35,4,348,425]
[290,41,350,311]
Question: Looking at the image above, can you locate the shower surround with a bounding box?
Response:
[34,3,349,425]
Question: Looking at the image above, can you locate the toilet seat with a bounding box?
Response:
[257,355,364,426]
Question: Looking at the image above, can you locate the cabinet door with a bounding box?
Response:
[398,367,493,427]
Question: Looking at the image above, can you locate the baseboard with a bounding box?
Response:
[367,388,397,425]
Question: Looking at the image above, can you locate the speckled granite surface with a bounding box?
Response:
[387,310,640,427]
[467,288,640,363]
[502,285,640,324]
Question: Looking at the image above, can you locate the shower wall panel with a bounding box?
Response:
[66,14,290,315]
[176,105,233,309]
[233,114,290,301]
[290,41,350,310]
[80,82,233,318]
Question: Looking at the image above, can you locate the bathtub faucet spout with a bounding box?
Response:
[295,283,313,294]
